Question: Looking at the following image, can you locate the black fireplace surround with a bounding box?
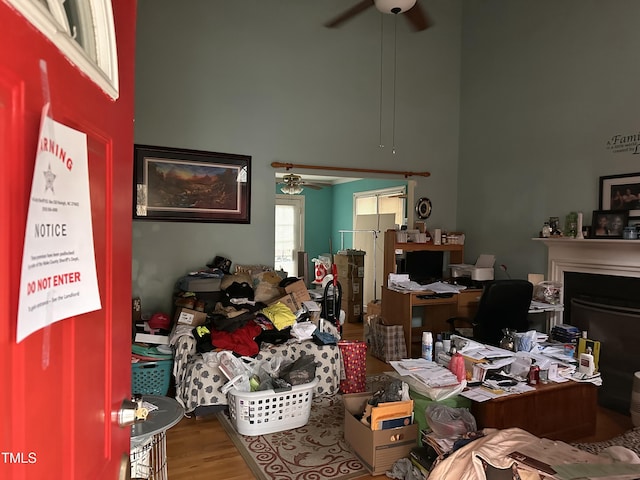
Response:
[564,272,640,413]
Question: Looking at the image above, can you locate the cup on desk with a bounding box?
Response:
[539,369,549,384]
[434,228,442,245]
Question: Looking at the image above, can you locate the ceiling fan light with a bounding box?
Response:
[281,184,303,195]
[374,0,417,14]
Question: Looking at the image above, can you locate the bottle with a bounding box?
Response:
[565,212,578,238]
[434,333,444,360]
[527,360,540,385]
[421,332,433,361]
[579,352,595,376]
[449,352,466,382]
[442,334,451,354]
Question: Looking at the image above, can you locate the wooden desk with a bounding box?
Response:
[381,287,482,358]
[470,380,597,442]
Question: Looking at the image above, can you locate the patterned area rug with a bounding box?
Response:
[217,394,367,480]
[572,427,640,456]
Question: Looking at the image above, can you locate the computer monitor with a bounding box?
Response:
[403,250,444,284]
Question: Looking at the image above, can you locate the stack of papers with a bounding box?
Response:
[390,359,460,388]
[387,275,467,294]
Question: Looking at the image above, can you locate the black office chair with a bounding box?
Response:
[447,279,534,346]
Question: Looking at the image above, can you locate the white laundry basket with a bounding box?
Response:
[227,378,318,436]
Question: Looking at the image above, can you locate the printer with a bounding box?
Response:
[449,254,496,284]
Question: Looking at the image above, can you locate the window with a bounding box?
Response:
[354,186,406,225]
[6,0,119,98]
[275,195,305,277]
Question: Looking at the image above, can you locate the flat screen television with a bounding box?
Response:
[401,250,444,284]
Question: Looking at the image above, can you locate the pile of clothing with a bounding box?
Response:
[182,275,337,358]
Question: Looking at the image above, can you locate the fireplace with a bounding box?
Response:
[537,238,640,414]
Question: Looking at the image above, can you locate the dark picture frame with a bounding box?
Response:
[599,172,640,219]
[590,210,628,238]
[133,144,251,223]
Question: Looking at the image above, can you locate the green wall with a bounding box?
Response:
[133,0,640,314]
[457,0,640,279]
[134,0,462,313]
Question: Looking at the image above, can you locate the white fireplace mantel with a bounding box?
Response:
[533,237,640,326]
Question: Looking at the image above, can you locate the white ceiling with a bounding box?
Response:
[274,171,361,185]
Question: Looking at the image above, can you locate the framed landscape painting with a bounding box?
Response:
[133,144,251,223]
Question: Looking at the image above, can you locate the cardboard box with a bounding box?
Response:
[342,301,362,323]
[341,277,363,299]
[272,279,312,313]
[301,300,321,324]
[343,392,418,476]
[367,300,382,317]
[174,307,207,327]
[335,252,365,278]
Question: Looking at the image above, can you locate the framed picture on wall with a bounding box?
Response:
[133,144,251,223]
[599,172,640,218]
[590,210,628,238]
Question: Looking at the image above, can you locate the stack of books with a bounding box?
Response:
[550,323,581,344]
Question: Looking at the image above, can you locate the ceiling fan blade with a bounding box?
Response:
[404,2,432,31]
[304,184,323,190]
[325,0,374,28]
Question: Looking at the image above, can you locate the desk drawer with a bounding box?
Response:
[412,296,457,307]
[456,290,481,318]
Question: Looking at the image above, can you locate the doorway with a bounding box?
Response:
[274,194,305,277]
[353,186,406,306]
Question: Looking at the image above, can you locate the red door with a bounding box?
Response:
[0,1,136,479]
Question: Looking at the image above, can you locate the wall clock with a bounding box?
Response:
[415,197,432,219]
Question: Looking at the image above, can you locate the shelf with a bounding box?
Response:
[392,242,464,253]
[532,237,640,246]
[383,230,465,283]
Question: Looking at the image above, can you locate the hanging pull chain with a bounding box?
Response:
[378,14,384,149]
[392,15,398,155]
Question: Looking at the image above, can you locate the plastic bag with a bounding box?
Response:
[425,404,477,438]
[241,354,288,391]
[514,330,538,352]
[278,354,317,386]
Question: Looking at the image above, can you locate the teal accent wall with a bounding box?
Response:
[276,178,406,282]
[301,187,334,266]
[332,179,408,251]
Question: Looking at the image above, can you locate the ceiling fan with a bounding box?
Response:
[325,0,432,32]
[277,174,330,194]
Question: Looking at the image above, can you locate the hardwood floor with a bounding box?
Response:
[165,321,633,479]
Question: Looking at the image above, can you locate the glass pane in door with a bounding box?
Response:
[275,204,296,276]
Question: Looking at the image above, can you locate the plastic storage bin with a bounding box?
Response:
[132,360,173,396]
[227,378,318,436]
